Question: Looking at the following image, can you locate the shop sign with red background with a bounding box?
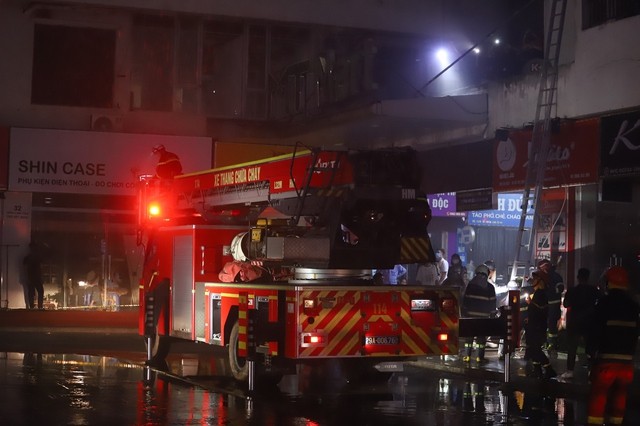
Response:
[493,118,599,191]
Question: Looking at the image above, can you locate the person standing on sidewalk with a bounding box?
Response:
[587,266,639,426]
[558,267,600,381]
[23,242,44,310]
[435,249,449,285]
[443,253,467,289]
[524,269,556,379]
[416,262,439,285]
[461,264,496,363]
[374,264,407,285]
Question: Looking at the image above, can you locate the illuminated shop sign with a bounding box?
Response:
[493,118,599,191]
[9,128,212,196]
[426,192,465,217]
[467,193,534,228]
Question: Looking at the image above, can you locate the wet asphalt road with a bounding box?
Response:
[0,349,511,426]
[0,329,638,425]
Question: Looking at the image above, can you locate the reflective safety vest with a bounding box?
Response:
[462,276,496,318]
[591,288,639,363]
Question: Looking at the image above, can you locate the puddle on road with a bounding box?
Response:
[2,352,638,425]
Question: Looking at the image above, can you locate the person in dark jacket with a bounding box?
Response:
[538,259,564,351]
[443,253,467,289]
[461,264,497,363]
[153,144,183,179]
[587,266,639,426]
[558,267,600,381]
[518,280,534,359]
[23,242,44,310]
[524,269,556,379]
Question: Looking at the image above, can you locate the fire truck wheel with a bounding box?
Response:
[228,321,249,382]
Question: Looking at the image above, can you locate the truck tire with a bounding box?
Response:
[146,326,171,367]
[228,320,249,382]
[228,319,283,386]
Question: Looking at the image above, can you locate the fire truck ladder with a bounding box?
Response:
[509,0,568,282]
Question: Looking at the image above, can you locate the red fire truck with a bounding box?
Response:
[137,146,460,384]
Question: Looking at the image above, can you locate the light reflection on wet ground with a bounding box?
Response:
[1,351,638,425]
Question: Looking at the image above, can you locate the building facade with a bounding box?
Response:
[0,0,638,307]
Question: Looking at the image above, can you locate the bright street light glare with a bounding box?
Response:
[473,47,481,54]
[435,47,449,67]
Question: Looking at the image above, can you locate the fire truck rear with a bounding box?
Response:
[137,146,459,384]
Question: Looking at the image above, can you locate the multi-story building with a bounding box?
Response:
[0,0,637,308]
[438,0,640,289]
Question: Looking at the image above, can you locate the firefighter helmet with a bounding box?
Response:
[605,266,629,289]
[152,144,166,154]
[475,264,490,277]
[531,269,548,288]
[537,259,552,272]
[484,260,496,272]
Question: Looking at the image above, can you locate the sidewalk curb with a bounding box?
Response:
[407,350,640,403]
[0,327,138,334]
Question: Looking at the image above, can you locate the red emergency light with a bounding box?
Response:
[307,335,322,344]
[300,332,326,347]
[148,202,162,217]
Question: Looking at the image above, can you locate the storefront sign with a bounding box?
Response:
[601,110,640,177]
[8,128,212,196]
[493,118,599,191]
[456,188,496,211]
[426,192,465,217]
[467,193,534,228]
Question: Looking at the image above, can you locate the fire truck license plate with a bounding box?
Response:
[366,336,399,345]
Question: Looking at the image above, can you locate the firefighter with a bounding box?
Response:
[558,267,600,381]
[587,266,640,426]
[538,259,563,351]
[461,264,497,363]
[152,144,183,179]
[485,259,505,359]
[518,278,534,360]
[524,269,557,379]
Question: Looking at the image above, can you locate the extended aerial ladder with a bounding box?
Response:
[509,0,568,282]
[139,146,435,270]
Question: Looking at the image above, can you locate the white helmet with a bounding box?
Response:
[475,264,490,277]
